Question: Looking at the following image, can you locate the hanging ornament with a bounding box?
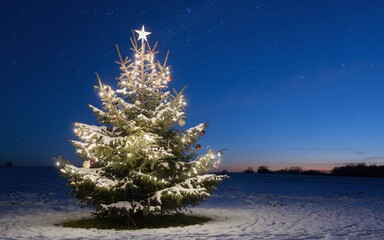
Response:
[82,160,91,169]
[178,119,186,127]
[217,151,223,157]
[195,144,202,150]
[199,130,205,136]
[167,76,172,82]
[74,129,82,137]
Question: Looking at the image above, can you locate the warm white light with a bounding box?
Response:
[56,162,60,166]
[99,92,104,97]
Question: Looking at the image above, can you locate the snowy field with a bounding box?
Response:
[1,167,384,239]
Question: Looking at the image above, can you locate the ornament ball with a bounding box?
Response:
[178,119,185,127]
[199,130,205,136]
[75,129,81,136]
[195,144,202,150]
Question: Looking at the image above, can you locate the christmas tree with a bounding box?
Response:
[56,26,226,223]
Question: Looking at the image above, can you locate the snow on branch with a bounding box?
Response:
[149,174,222,205]
[100,201,160,213]
[60,165,122,189]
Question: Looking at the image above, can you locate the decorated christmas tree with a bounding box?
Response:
[56,26,226,223]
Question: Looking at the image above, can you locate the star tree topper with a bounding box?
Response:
[135,25,151,42]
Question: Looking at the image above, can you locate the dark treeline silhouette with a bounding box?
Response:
[255,166,326,175]
[275,166,303,175]
[257,166,271,174]
[252,163,384,178]
[332,163,384,178]
[244,166,255,173]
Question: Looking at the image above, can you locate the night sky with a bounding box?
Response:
[2,0,384,171]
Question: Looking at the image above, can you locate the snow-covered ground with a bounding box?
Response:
[1,167,384,239]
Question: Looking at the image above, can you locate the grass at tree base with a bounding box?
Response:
[56,214,211,230]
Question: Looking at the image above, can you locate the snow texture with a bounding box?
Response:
[1,167,384,239]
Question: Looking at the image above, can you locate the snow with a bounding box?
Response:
[1,167,384,239]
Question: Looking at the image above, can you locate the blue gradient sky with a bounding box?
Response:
[1,0,384,171]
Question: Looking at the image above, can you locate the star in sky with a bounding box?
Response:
[135,25,151,42]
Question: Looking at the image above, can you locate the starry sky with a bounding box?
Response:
[2,0,384,171]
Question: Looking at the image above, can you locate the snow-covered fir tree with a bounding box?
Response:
[56,26,226,222]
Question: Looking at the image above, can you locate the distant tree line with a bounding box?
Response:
[238,163,384,178]
[254,166,327,176]
[332,163,384,178]
[2,161,13,167]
